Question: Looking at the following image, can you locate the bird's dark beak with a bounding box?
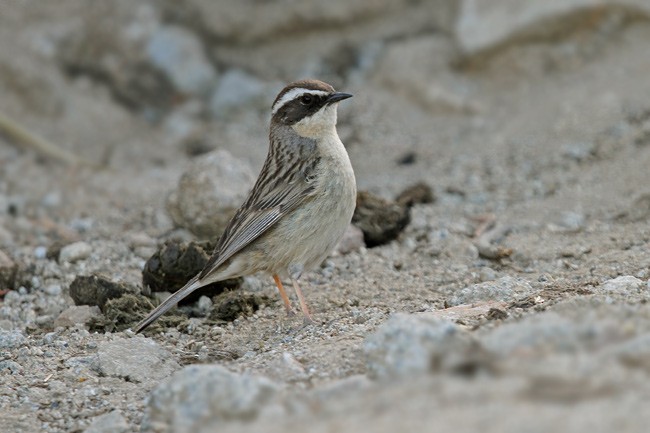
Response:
[326,92,353,104]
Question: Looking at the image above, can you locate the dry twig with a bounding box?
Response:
[0,110,99,167]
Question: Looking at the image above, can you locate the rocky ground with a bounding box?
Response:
[1,1,650,432]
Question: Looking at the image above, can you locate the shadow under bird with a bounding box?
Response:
[135,79,356,332]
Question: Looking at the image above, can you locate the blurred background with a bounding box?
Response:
[2,1,650,432]
[1,0,649,240]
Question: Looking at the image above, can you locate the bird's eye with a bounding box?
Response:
[300,94,313,105]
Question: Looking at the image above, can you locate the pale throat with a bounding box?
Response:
[291,106,338,139]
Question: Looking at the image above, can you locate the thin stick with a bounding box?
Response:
[0,110,98,167]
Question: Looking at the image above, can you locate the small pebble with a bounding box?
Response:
[34,246,48,259]
[0,330,26,349]
[59,241,92,263]
[69,217,94,233]
[197,295,213,316]
[450,276,534,306]
[0,360,23,374]
[478,267,498,282]
[127,232,156,248]
[0,319,13,330]
[41,191,62,207]
[54,306,102,328]
[43,284,62,296]
[83,410,129,433]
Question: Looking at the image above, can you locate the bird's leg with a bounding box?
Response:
[291,279,314,324]
[273,274,296,316]
[287,264,314,324]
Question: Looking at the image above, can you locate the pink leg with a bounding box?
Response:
[291,279,314,324]
[273,274,295,316]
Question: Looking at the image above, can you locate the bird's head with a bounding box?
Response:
[271,79,352,139]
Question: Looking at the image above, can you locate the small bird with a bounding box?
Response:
[135,79,357,332]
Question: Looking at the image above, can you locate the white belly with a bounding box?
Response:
[260,133,356,276]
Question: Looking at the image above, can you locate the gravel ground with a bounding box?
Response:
[1,1,650,432]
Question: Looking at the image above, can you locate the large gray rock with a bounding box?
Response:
[147,25,217,96]
[456,0,650,58]
[166,149,255,238]
[364,313,483,379]
[142,364,279,433]
[91,337,179,383]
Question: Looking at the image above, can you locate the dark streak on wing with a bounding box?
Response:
[198,175,316,280]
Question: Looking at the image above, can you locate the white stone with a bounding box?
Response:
[59,241,92,263]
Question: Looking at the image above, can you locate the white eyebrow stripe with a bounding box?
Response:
[272,88,329,115]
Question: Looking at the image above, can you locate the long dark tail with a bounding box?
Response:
[134,275,203,333]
